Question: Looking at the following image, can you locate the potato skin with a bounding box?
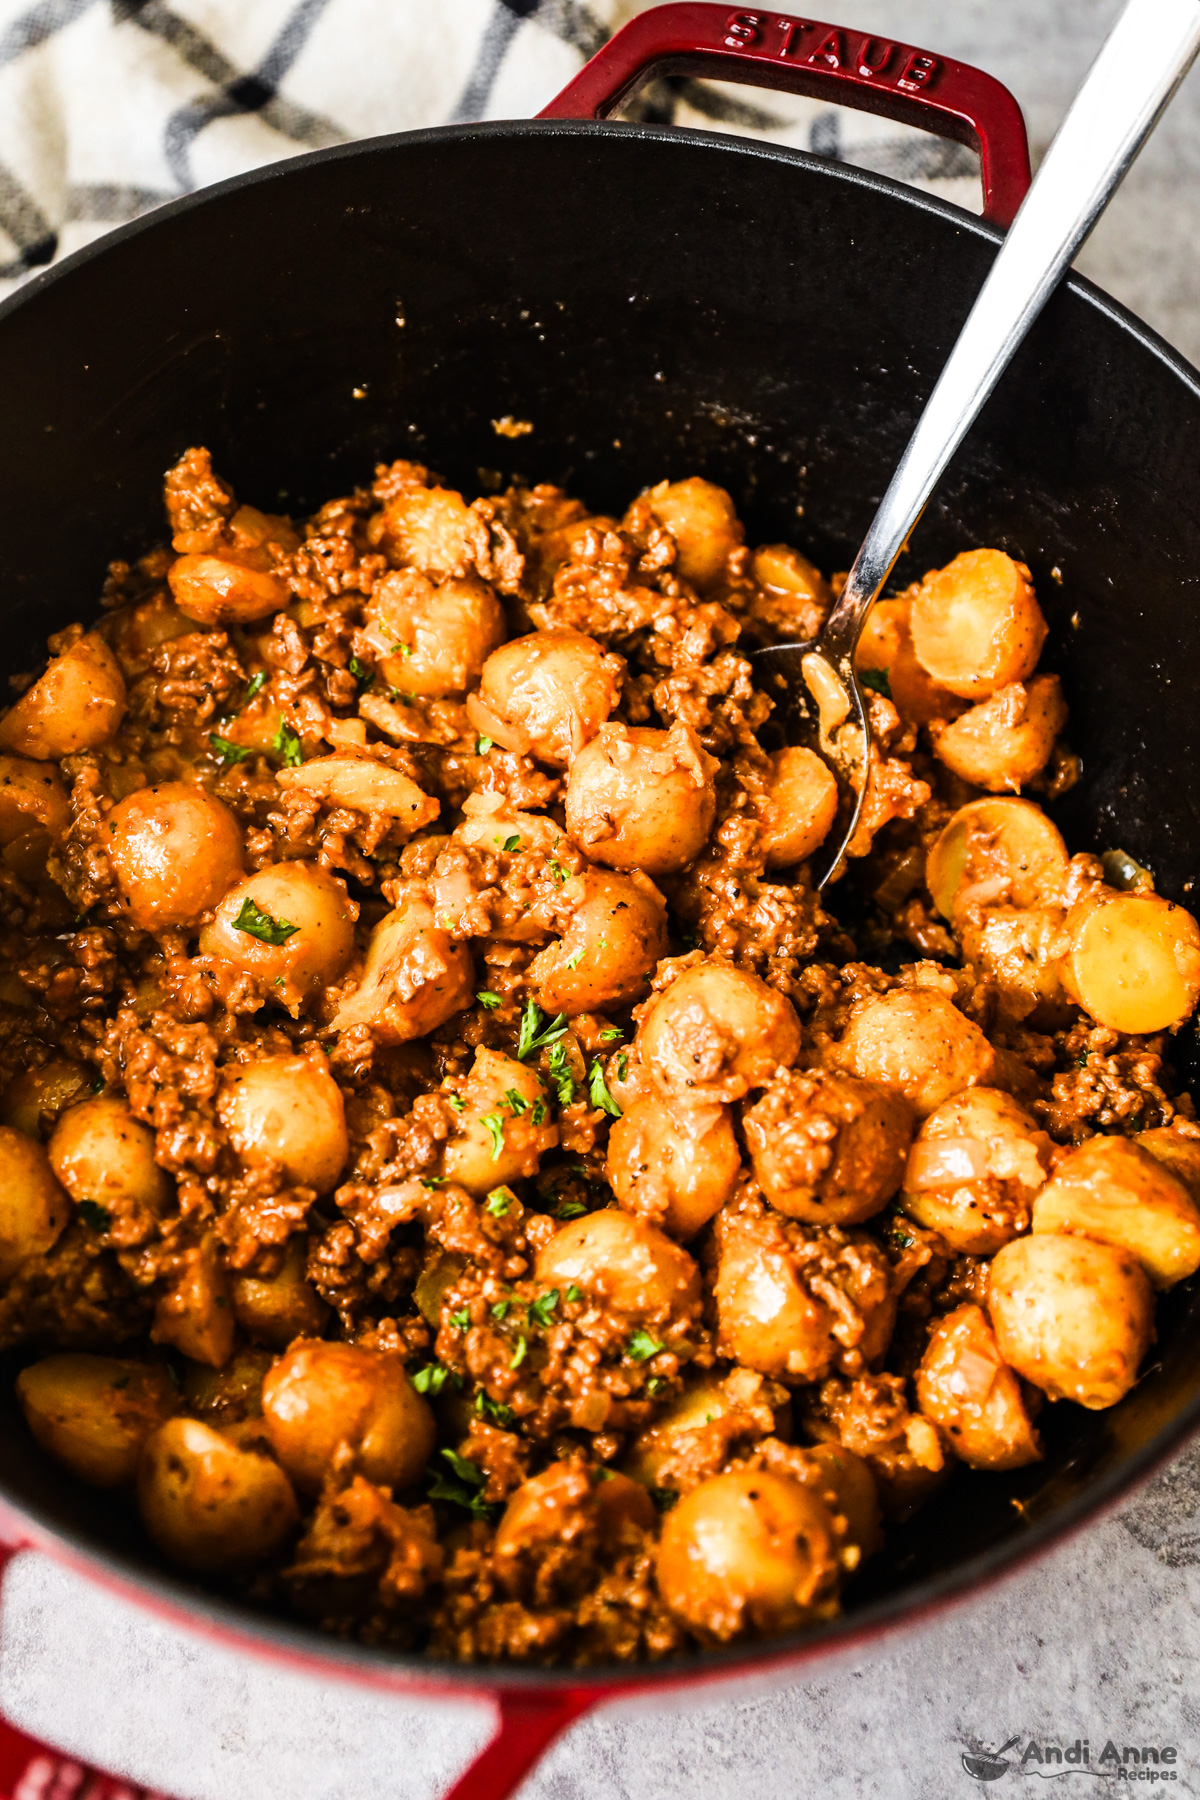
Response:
[835,989,997,1119]
[467,628,624,767]
[261,1340,435,1495]
[200,862,357,1007]
[529,869,668,1015]
[916,1304,1041,1471]
[638,960,802,1108]
[366,569,506,697]
[0,1126,71,1281]
[901,1087,1052,1255]
[742,1069,913,1226]
[1031,1134,1200,1289]
[330,899,474,1043]
[564,722,717,875]
[230,1234,329,1349]
[988,1233,1154,1409]
[442,1047,556,1195]
[48,1096,170,1219]
[0,756,70,846]
[645,478,744,592]
[2,1061,95,1142]
[656,1469,840,1641]
[929,674,1066,792]
[108,782,245,930]
[218,1050,347,1193]
[909,549,1047,700]
[17,1354,177,1487]
[0,632,126,758]
[606,1094,741,1239]
[926,796,1069,921]
[138,1417,298,1572]
[535,1208,701,1325]
[712,1208,836,1382]
[1062,888,1200,1034]
[757,746,840,870]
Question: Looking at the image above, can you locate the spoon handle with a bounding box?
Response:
[822,0,1200,664]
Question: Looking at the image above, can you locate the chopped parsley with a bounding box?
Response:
[547,858,566,886]
[76,1199,111,1232]
[556,1198,587,1220]
[428,1448,492,1516]
[509,1333,528,1370]
[209,733,251,765]
[627,1328,665,1363]
[649,1486,679,1513]
[242,670,267,706]
[566,1284,582,1303]
[491,1300,511,1321]
[449,1307,472,1331]
[564,947,585,970]
[485,1187,514,1217]
[348,655,371,688]
[482,1112,506,1160]
[499,834,521,853]
[858,667,892,699]
[232,897,300,945]
[474,1390,513,1428]
[530,1098,547,1126]
[646,1376,666,1396]
[529,1289,560,1329]
[599,1026,623,1043]
[446,1092,466,1113]
[476,735,494,755]
[546,1041,578,1106]
[420,1176,447,1191]
[476,990,502,1010]
[517,999,568,1061]
[410,1363,457,1396]
[271,719,303,766]
[890,1224,915,1250]
[503,1088,529,1116]
[588,1059,621,1118]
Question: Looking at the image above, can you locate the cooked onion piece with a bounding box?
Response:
[332,900,474,1042]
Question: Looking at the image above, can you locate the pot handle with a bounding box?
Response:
[443,1691,596,1800]
[538,2,1032,227]
[0,1536,594,1800]
[0,1541,170,1800]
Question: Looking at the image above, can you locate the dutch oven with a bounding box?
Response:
[1,8,1198,1797]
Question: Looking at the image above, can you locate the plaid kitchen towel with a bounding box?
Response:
[0,0,980,303]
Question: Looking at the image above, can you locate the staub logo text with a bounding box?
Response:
[963,1737,1182,1782]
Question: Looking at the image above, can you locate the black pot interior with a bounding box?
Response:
[2,121,1199,1679]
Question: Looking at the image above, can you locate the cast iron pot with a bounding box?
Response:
[2,8,1199,1797]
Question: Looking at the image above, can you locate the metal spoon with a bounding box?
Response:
[752,0,1200,887]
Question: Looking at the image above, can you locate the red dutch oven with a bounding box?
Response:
[3,8,1200,1797]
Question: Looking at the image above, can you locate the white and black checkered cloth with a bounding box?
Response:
[0,0,980,304]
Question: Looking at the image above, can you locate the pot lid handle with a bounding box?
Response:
[538,2,1032,228]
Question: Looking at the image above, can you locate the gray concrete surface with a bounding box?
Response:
[5,3,1200,1796]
